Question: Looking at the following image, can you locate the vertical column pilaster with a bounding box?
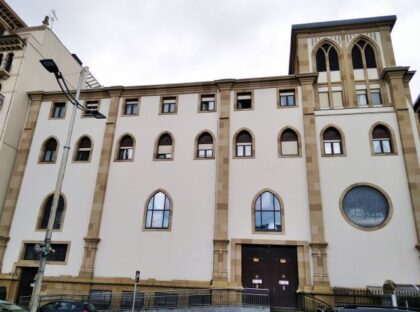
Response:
[297,74,330,288]
[383,68,420,254]
[79,88,122,278]
[0,93,43,270]
[212,81,234,286]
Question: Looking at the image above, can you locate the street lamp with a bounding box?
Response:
[29,60,105,312]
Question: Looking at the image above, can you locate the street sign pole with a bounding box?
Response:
[131,270,140,312]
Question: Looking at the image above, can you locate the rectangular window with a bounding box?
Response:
[324,142,341,155]
[332,91,343,108]
[356,90,368,106]
[236,144,252,157]
[200,95,215,112]
[236,92,252,109]
[161,97,176,114]
[51,102,66,118]
[124,99,139,115]
[23,243,68,262]
[154,292,178,308]
[371,89,382,105]
[279,90,295,107]
[319,92,330,109]
[83,100,99,116]
[89,290,112,310]
[120,292,144,310]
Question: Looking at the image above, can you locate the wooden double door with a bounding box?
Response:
[242,245,299,308]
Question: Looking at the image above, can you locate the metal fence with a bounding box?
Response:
[19,288,270,311]
[298,287,420,312]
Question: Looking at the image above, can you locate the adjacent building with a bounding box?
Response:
[0,0,100,216]
[0,13,418,309]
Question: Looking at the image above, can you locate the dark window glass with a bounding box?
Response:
[279,90,295,107]
[237,92,252,109]
[323,127,342,155]
[154,292,178,308]
[328,47,340,71]
[121,292,144,309]
[364,44,377,68]
[197,132,214,158]
[281,129,297,142]
[316,49,326,72]
[51,103,66,118]
[189,291,211,306]
[372,125,392,154]
[156,134,173,159]
[161,97,176,113]
[75,137,92,161]
[83,101,99,116]
[5,53,13,72]
[342,186,389,228]
[235,130,252,157]
[39,195,65,229]
[254,191,281,231]
[352,46,363,69]
[23,243,68,261]
[145,192,171,229]
[124,99,139,115]
[118,135,134,160]
[42,138,58,162]
[200,95,215,111]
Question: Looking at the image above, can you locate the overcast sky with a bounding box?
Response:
[7,0,420,98]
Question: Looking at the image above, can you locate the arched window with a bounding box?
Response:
[41,138,58,162]
[372,125,392,154]
[279,128,299,156]
[254,191,282,232]
[352,39,377,69]
[5,53,13,72]
[156,133,174,159]
[117,135,134,160]
[322,127,343,155]
[316,43,339,72]
[38,194,65,230]
[235,130,253,157]
[196,132,214,158]
[74,136,92,161]
[145,191,171,229]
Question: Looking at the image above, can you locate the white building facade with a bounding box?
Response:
[0,15,418,308]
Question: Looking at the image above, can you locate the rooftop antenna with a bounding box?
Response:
[49,9,58,29]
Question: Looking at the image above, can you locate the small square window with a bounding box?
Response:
[356,90,368,106]
[279,90,295,107]
[83,100,99,116]
[51,102,66,118]
[124,99,139,115]
[371,89,382,106]
[237,92,252,109]
[200,95,215,112]
[161,97,176,114]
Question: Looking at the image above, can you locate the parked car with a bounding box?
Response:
[334,305,420,312]
[0,300,28,312]
[39,301,96,312]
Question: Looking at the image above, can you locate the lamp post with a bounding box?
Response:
[29,60,105,312]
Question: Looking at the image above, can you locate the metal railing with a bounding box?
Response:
[19,288,270,311]
[298,287,420,312]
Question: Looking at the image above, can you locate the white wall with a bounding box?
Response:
[2,99,108,275]
[316,108,420,287]
[228,88,312,241]
[95,93,217,281]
